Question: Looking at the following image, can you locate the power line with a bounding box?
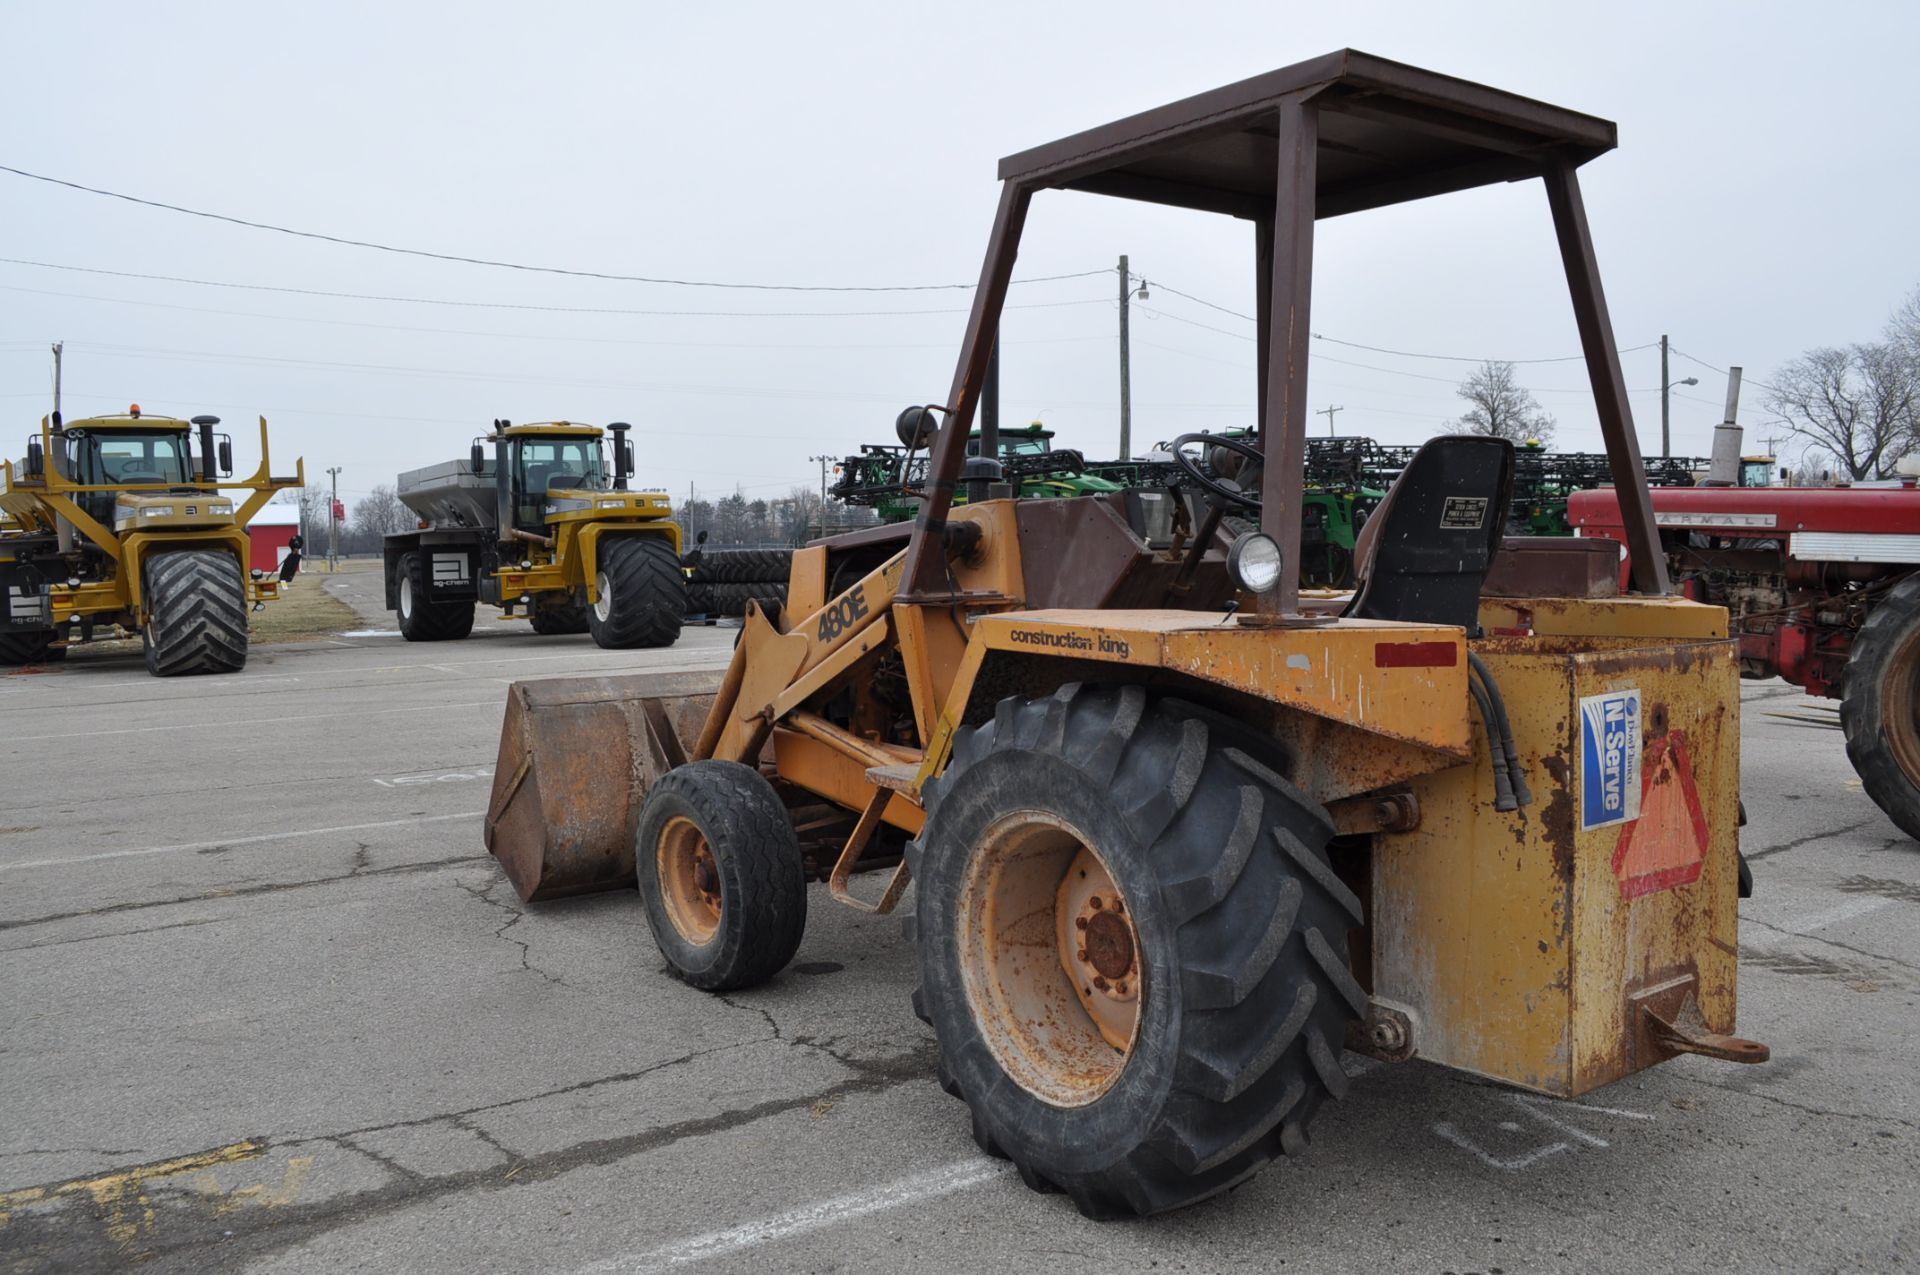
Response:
[1314,332,1658,364]
[0,257,1111,319]
[0,283,1113,351]
[1133,269,1659,364]
[0,164,1107,293]
[1669,345,1781,394]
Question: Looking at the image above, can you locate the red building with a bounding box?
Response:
[247,503,302,575]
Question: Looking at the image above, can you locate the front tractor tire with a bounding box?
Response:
[395,551,475,642]
[1841,573,1920,841]
[635,761,807,991]
[142,549,250,677]
[588,536,685,650]
[908,684,1366,1218]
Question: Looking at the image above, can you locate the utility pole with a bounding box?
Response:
[1117,255,1132,460]
[808,454,834,537]
[1316,404,1344,437]
[1660,334,1670,459]
[326,466,343,571]
[50,341,62,416]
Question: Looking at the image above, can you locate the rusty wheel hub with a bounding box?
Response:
[1056,848,1141,1044]
[954,812,1142,1109]
[657,815,722,944]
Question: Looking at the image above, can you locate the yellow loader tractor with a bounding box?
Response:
[0,407,302,675]
[385,420,684,647]
[484,52,1768,1217]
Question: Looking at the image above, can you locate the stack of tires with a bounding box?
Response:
[686,548,792,618]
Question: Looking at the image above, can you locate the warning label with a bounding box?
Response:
[1440,496,1488,529]
[1579,689,1641,831]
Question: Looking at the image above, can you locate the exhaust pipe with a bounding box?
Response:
[1704,369,1744,487]
[492,419,513,539]
[192,415,221,485]
[608,421,631,492]
[47,412,75,555]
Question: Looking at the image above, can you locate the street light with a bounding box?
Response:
[1659,333,1700,458]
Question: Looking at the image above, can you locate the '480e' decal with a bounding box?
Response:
[817,583,870,643]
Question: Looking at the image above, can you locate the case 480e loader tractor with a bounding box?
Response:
[385,420,684,648]
[0,408,302,675]
[482,51,1769,1217]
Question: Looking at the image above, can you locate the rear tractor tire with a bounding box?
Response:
[142,549,249,677]
[588,536,685,649]
[1841,573,1920,841]
[395,551,475,642]
[0,630,61,665]
[635,760,807,991]
[908,684,1366,1217]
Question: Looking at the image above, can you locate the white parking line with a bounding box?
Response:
[2,699,502,743]
[564,1160,1009,1275]
[0,810,486,873]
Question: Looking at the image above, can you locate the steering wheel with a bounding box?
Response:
[1170,432,1265,511]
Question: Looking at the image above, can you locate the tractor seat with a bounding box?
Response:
[1344,435,1514,631]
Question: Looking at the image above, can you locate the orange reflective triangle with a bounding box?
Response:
[1611,731,1710,900]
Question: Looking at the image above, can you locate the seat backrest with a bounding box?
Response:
[1344,435,1514,629]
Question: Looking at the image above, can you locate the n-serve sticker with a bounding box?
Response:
[1579,689,1641,831]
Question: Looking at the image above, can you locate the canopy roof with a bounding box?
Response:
[999,49,1615,220]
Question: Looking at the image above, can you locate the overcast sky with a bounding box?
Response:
[5,2,1917,512]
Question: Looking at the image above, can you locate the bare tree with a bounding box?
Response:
[1764,342,1919,481]
[351,484,413,540]
[1448,360,1556,444]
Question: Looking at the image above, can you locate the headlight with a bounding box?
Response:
[208,503,233,515]
[1226,531,1284,594]
[139,505,177,518]
[597,499,626,509]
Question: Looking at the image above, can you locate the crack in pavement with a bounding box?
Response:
[1673,1073,1920,1133]
[453,873,566,986]
[0,1028,937,1275]
[1743,816,1880,862]
[0,854,488,936]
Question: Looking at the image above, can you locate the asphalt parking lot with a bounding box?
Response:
[1,580,1914,1273]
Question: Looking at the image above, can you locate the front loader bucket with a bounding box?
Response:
[484,670,724,902]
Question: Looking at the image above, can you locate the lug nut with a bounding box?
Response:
[1089,896,1104,910]
[1093,977,1110,991]
[1077,948,1089,962]
[1075,916,1089,931]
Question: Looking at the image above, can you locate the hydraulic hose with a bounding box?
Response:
[1466,674,1516,812]
[1467,651,1532,808]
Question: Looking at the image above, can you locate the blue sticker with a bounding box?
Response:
[1579,689,1642,831]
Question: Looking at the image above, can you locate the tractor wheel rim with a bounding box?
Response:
[594,570,612,623]
[957,810,1140,1108]
[657,815,722,944]
[1883,627,1920,788]
[398,575,413,619]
